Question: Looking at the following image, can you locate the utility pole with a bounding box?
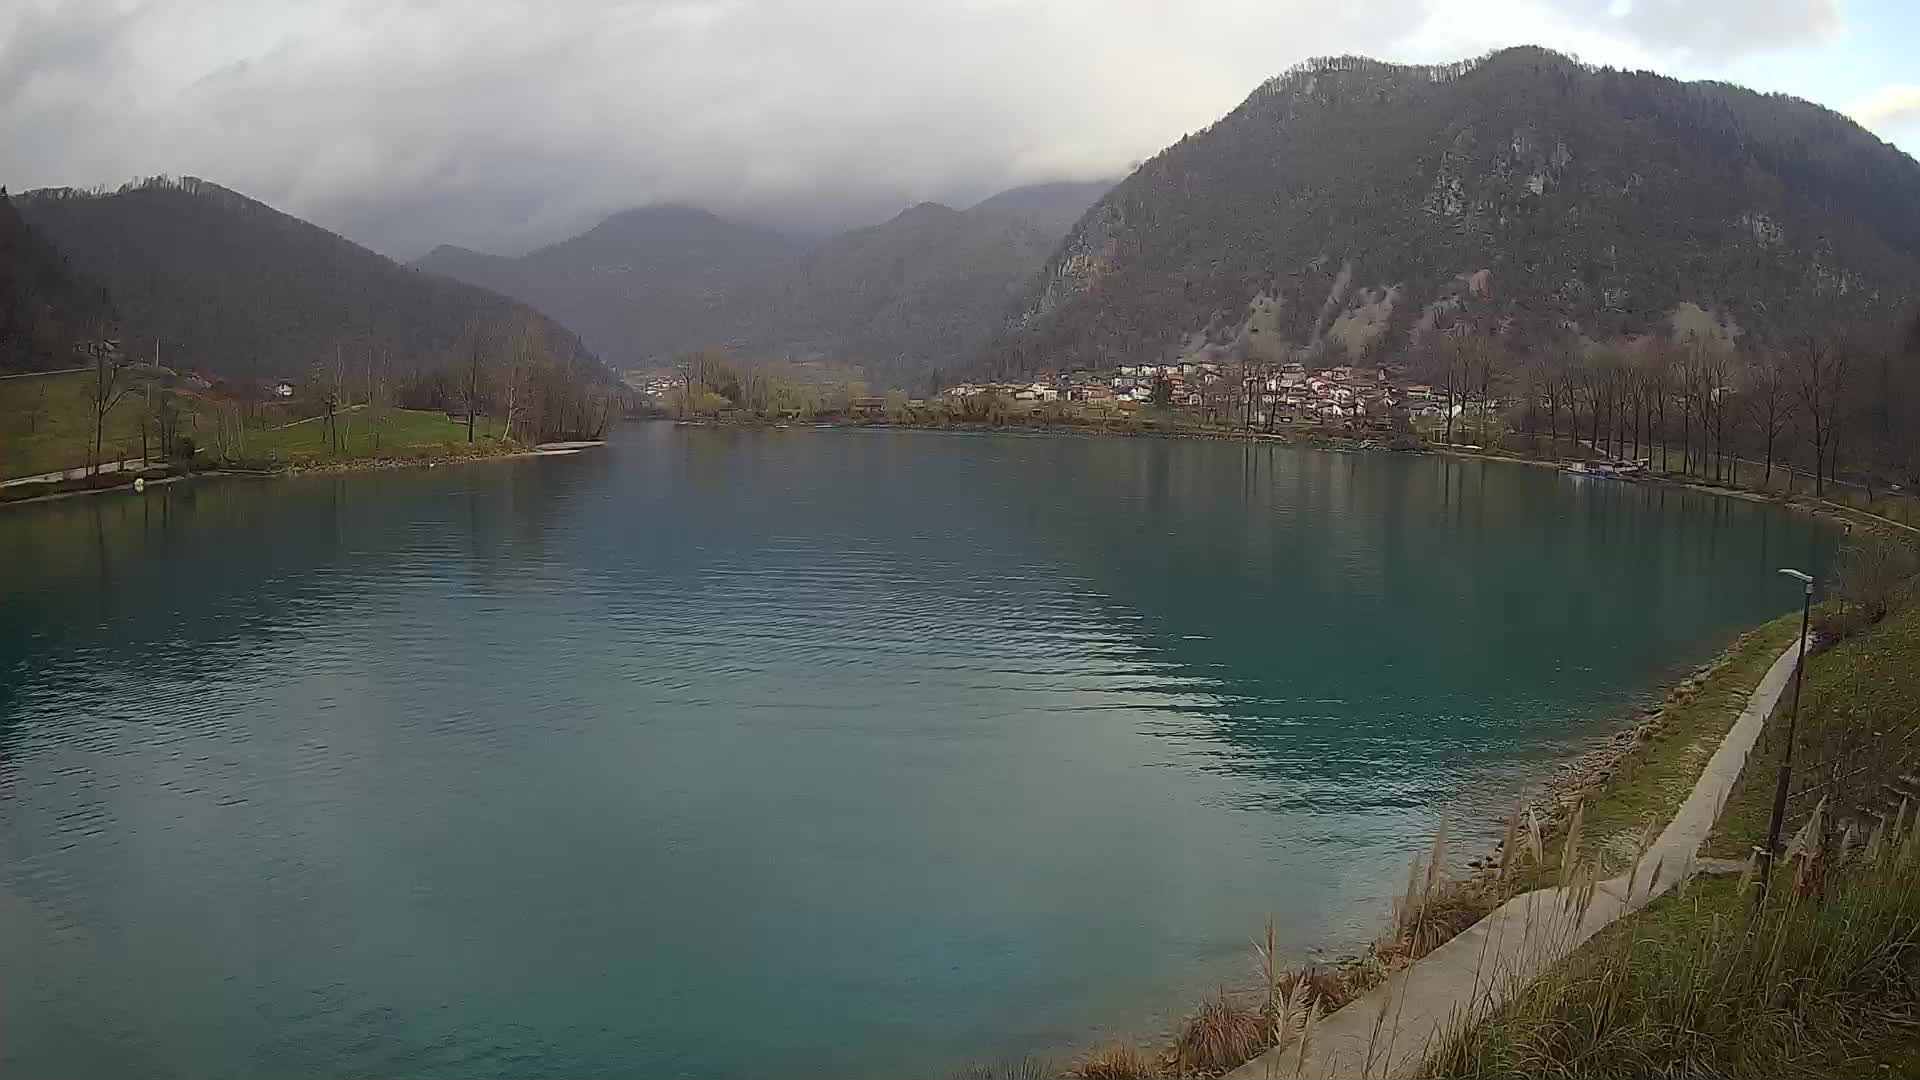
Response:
[1757,568,1815,898]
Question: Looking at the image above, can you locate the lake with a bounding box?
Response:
[0,425,1833,1079]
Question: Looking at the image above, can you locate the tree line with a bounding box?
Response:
[1414,312,1920,499]
[659,349,879,420]
[385,320,618,445]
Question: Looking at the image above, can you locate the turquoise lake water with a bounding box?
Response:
[0,425,1833,1078]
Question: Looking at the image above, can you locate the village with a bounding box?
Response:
[627,356,1477,432]
[941,360,1452,428]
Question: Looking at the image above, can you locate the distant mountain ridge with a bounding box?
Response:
[985,48,1920,375]
[17,177,596,378]
[727,201,1061,385]
[967,179,1117,235]
[413,181,1113,379]
[415,206,802,370]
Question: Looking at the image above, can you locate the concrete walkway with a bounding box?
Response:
[1,458,161,488]
[1228,636,1808,1079]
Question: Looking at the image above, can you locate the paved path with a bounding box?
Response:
[1,458,161,488]
[1228,636,1807,1079]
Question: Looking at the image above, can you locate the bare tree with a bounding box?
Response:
[365,345,392,452]
[1554,340,1584,460]
[504,326,548,443]
[466,332,483,441]
[84,331,135,478]
[1419,332,1472,446]
[1792,337,1851,497]
[1464,335,1504,446]
[1521,346,1561,453]
[22,381,50,436]
[1700,344,1734,483]
[333,343,354,453]
[305,358,341,453]
[456,324,498,442]
[1575,344,1612,457]
[1740,351,1795,491]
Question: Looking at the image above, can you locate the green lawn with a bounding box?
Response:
[3,367,516,478]
[1432,873,1920,1079]
[1434,592,1920,1079]
[1707,600,1920,861]
[240,407,508,464]
[1644,446,1920,528]
[0,369,159,478]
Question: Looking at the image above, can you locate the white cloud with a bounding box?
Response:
[1546,0,1840,60]
[0,0,1877,257]
[1852,84,1920,129]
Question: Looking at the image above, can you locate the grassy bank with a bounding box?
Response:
[1707,600,1920,863]
[236,407,509,466]
[1429,864,1920,1079]
[925,610,1821,1080]
[0,368,152,477]
[1,367,521,482]
[1510,613,1805,887]
[1639,445,1920,529]
[936,529,1916,1080]
[1423,547,1920,1079]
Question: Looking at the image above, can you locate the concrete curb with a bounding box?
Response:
[1227,635,1807,1079]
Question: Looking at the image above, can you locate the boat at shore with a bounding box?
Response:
[1563,459,1648,479]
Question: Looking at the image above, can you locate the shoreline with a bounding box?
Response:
[798,415,1889,538]
[276,439,604,476]
[1043,610,1805,1079]
[0,440,606,508]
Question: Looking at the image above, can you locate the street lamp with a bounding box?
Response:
[1757,567,1815,896]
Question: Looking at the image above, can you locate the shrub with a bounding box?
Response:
[1834,531,1919,626]
[1069,1042,1158,1079]
[941,1059,1056,1080]
[1169,992,1267,1075]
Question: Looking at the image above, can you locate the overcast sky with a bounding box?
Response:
[4,0,1916,259]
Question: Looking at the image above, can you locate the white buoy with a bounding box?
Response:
[133,477,146,493]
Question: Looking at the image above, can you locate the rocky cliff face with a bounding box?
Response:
[984,48,1920,375]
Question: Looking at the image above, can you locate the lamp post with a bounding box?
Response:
[1757,568,1814,896]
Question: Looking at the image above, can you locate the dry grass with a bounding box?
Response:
[1373,823,1511,969]
[1167,992,1268,1076]
[968,597,1865,1080]
[1711,582,1920,862]
[941,1060,1057,1080]
[1069,1042,1160,1080]
[1430,809,1920,1079]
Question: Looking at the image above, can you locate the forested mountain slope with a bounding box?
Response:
[18,178,594,378]
[415,206,801,371]
[729,202,1061,386]
[414,181,1110,382]
[967,179,1117,235]
[0,190,115,373]
[985,47,1920,374]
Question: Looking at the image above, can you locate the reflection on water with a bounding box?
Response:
[0,426,1833,1079]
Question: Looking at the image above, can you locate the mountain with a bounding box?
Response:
[968,179,1117,234]
[729,201,1061,384]
[987,48,1920,375]
[16,177,594,378]
[413,180,1112,383]
[414,206,801,370]
[0,189,115,373]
